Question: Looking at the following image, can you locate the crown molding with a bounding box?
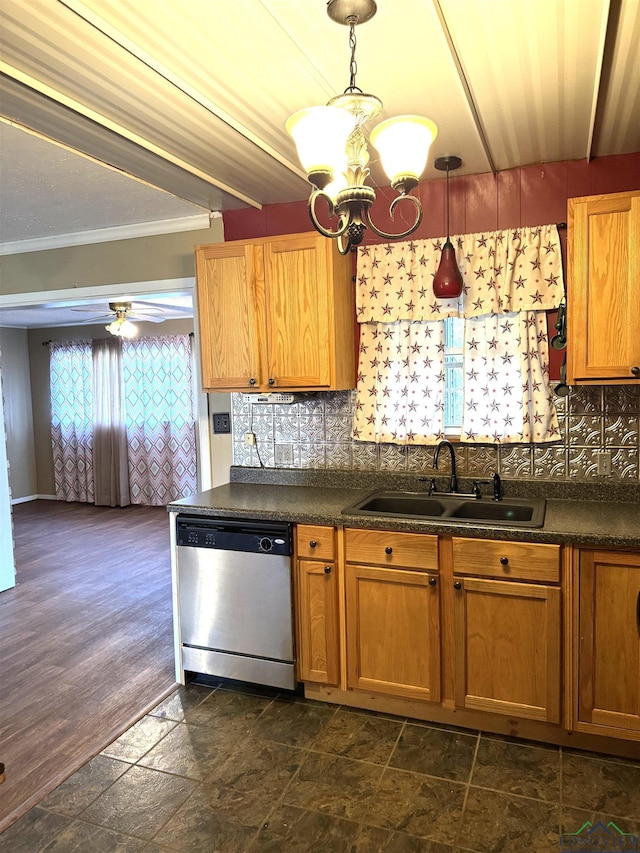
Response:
[0,213,215,256]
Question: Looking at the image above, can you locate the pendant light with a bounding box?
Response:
[433,156,463,299]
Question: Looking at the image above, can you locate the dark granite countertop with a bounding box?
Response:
[168,474,640,548]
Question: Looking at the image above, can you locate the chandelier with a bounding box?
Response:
[286,0,437,255]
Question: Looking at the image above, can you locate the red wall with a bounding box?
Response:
[223,152,640,380]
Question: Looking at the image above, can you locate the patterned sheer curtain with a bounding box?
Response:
[50,340,94,502]
[122,335,197,505]
[353,225,564,444]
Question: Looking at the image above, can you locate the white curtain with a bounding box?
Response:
[50,340,94,502]
[353,224,564,445]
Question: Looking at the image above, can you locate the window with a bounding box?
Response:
[444,317,464,435]
[50,335,196,505]
[353,225,564,445]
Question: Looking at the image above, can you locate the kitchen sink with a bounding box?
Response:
[352,494,447,517]
[341,490,546,528]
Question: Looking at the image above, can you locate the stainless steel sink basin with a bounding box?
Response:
[342,490,546,528]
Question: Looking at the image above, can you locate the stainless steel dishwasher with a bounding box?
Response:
[175,515,295,690]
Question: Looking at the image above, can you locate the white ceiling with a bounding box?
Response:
[0,0,639,325]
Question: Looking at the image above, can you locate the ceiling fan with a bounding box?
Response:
[71,299,188,337]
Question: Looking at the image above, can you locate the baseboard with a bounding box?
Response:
[10,494,56,505]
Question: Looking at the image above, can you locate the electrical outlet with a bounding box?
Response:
[243,431,256,446]
[212,412,231,434]
[597,450,612,476]
[274,443,294,466]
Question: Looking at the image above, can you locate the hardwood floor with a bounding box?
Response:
[0,500,176,832]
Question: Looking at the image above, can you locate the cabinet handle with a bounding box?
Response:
[632,366,640,377]
[324,566,332,574]
[385,546,393,555]
[454,581,462,590]
[637,590,640,631]
[248,377,256,386]
[309,540,317,548]
[429,576,437,586]
[268,377,275,385]
[500,556,509,566]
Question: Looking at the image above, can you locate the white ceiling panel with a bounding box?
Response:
[440,0,611,169]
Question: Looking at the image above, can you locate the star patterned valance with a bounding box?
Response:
[356,224,564,322]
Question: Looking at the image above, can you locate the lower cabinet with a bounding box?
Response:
[576,549,640,737]
[451,536,562,724]
[343,528,440,701]
[452,576,561,723]
[295,525,340,686]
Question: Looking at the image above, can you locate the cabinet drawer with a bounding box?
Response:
[452,537,560,583]
[297,525,335,560]
[345,528,438,571]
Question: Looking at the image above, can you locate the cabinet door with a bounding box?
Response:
[567,191,640,383]
[346,565,440,702]
[297,560,340,685]
[262,233,331,389]
[195,243,264,390]
[578,550,640,735]
[453,578,561,723]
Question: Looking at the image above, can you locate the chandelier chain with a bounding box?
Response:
[347,18,361,93]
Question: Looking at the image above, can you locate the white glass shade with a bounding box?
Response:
[370,115,438,184]
[286,106,353,176]
[106,318,137,338]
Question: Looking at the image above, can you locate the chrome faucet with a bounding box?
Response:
[433,439,459,494]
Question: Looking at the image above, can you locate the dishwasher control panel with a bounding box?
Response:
[176,516,292,556]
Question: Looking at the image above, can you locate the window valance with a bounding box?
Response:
[356,224,564,322]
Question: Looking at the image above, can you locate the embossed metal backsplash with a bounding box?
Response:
[231,385,640,481]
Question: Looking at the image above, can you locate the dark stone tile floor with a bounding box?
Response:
[2,682,640,852]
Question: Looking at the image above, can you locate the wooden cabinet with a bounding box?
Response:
[451,538,561,723]
[344,529,441,702]
[567,190,640,384]
[195,232,355,392]
[295,525,340,686]
[576,549,640,739]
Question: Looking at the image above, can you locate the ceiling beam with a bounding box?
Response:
[587,0,617,161]
[432,0,497,176]
[0,60,264,210]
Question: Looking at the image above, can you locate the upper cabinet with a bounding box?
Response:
[566,190,640,384]
[195,232,355,392]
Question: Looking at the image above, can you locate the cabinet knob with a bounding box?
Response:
[631,366,640,377]
[385,546,393,555]
[268,377,275,385]
[309,540,317,548]
[453,581,462,590]
[429,576,437,586]
[324,566,332,574]
[248,377,256,386]
[500,556,509,566]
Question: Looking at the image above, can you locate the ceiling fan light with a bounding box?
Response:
[370,115,438,189]
[106,317,137,338]
[286,106,352,187]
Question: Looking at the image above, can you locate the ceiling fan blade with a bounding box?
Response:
[134,300,192,315]
[129,314,166,323]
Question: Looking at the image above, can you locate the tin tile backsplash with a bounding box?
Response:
[231,386,640,482]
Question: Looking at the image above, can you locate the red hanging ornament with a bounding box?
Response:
[433,156,463,299]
